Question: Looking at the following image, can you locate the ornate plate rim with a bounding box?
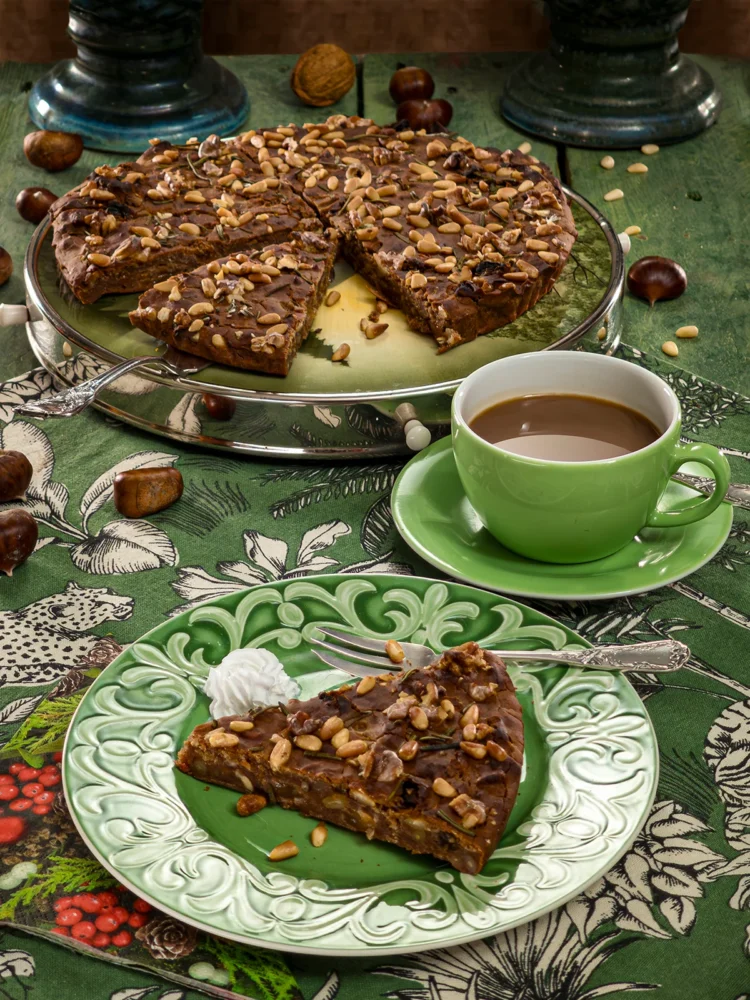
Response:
[63,573,658,957]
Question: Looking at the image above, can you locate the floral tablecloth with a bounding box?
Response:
[0,336,748,1000]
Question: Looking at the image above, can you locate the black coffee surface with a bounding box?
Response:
[469,393,661,461]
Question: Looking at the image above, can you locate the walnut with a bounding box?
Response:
[291,44,356,107]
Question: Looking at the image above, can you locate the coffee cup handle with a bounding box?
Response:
[646,441,730,528]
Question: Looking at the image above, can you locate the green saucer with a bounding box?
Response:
[392,436,733,601]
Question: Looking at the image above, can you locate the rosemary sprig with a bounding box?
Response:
[438,810,475,837]
[387,777,404,802]
[302,751,340,760]
[277,702,290,715]
[420,742,461,752]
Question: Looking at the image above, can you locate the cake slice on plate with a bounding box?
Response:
[176,641,524,874]
[129,224,338,375]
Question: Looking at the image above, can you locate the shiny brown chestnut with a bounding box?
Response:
[0,247,11,287]
[0,451,33,503]
[23,130,83,172]
[16,187,58,225]
[0,509,38,576]
[389,66,435,104]
[201,393,236,421]
[113,467,184,519]
[627,256,687,306]
[396,98,453,132]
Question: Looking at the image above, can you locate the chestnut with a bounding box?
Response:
[396,98,453,132]
[0,509,38,576]
[627,256,687,306]
[0,451,33,503]
[0,247,11,287]
[113,467,184,518]
[16,187,58,225]
[389,66,435,104]
[23,130,83,172]
[201,392,236,421]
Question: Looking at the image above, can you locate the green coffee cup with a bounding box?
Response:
[452,352,730,564]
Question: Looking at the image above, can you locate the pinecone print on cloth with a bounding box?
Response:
[135,915,197,960]
[47,670,88,701]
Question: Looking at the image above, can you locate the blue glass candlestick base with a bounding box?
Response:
[28,1,249,153]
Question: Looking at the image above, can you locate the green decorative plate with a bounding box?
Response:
[64,574,657,956]
[392,438,734,602]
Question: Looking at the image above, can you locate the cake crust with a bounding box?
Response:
[176,641,524,874]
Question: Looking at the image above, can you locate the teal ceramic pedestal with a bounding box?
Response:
[502,0,721,147]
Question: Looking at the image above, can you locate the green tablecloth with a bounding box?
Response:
[1,53,749,1000]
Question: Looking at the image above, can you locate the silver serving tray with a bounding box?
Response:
[23,187,623,460]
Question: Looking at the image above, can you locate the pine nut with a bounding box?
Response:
[325,290,341,306]
[627,163,648,174]
[600,155,615,169]
[597,326,607,341]
[440,699,455,716]
[311,823,328,847]
[487,740,507,762]
[270,737,292,770]
[526,238,548,251]
[518,141,532,154]
[236,793,267,816]
[153,278,177,292]
[662,341,679,357]
[517,179,534,193]
[212,334,226,349]
[461,741,488,759]
[268,840,299,862]
[463,723,477,741]
[624,225,642,236]
[675,325,698,339]
[382,217,403,231]
[385,640,405,663]
[295,734,323,751]
[206,728,239,748]
[336,739,368,758]
[356,675,376,695]
[331,727,350,749]
[409,706,429,730]
[538,251,560,263]
[410,273,428,289]
[382,205,401,217]
[87,253,111,266]
[398,740,419,760]
[331,343,350,362]
[229,720,254,732]
[433,777,457,798]
[417,240,440,255]
[178,223,201,235]
[258,312,281,325]
[604,189,624,202]
[461,704,479,727]
[188,301,213,316]
[318,715,344,741]
[184,190,206,202]
[641,144,660,155]
[364,322,388,339]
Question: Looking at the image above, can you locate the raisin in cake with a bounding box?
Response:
[176,641,524,874]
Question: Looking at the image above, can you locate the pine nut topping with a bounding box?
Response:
[295,734,323,751]
[153,278,177,292]
[409,706,429,730]
[438,222,461,233]
[157,307,171,323]
[627,163,648,174]
[675,325,698,339]
[268,840,299,862]
[518,141,532,154]
[461,703,480,727]
[383,217,403,231]
[604,189,624,202]
[526,238,548,251]
[517,179,534,193]
[624,225,642,235]
[410,272,428,289]
[325,290,341,307]
[206,728,240,748]
[184,190,206,203]
[662,341,679,357]
[188,301,214,316]
[87,253,111,266]
[332,343,350,362]
[331,727,350,749]
[229,720,254,732]
[336,739,368,759]
[356,675,377,695]
[258,312,282,325]
[600,155,615,169]
[538,251,560,263]
[398,740,419,761]
[486,740,507,762]
[318,715,344,741]
[270,737,292,770]
[236,793,267,816]
[641,143,660,155]
[597,326,607,341]
[461,741,488,759]
[311,823,328,848]
[385,640,405,663]
[433,777,457,798]
[364,322,388,339]
[212,334,226,349]
[178,223,201,235]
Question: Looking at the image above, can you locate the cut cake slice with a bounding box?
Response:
[176,641,524,874]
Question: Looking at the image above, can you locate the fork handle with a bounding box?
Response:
[496,639,688,673]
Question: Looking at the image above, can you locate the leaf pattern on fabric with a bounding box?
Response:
[0,369,54,425]
[79,452,180,532]
[166,394,202,436]
[70,520,178,574]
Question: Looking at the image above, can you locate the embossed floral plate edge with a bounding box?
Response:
[63,573,658,957]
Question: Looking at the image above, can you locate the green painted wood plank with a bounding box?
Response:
[0,56,357,369]
[566,55,750,395]
[362,52,558,167]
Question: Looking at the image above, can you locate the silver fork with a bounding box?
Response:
[310,627,689,678]
[13,347,210,418]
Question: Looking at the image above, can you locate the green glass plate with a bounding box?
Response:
[63,574,657,956]
[392,437,734,601]
[38,199,609,395]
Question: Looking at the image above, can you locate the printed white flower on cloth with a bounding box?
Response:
[567,799,726,940]
[204,647,300,717]
[375,910,656,1000]
[705,699,750,850]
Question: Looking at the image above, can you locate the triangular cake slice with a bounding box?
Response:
[176,641,524,874]
[129,224,338,375]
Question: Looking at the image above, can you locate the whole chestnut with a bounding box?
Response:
[396,98,453,132]
[0,247,11,287]
[16,187,58,225]
[113,466,184,519]
[627,256,687,306]
[202,393,236,421]
[23,130,83,172]
[0,509,38,576]
[389,66,435,104]
[0,451,33,503]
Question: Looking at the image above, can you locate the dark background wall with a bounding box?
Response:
[0,0,744,62]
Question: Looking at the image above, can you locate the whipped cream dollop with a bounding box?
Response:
[204,647,300,719]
